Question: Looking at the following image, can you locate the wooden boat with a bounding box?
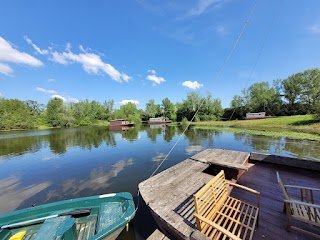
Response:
[139,149,320,240]
[109,119,134,131]
[148,117,171,125]
[0,192,135,240]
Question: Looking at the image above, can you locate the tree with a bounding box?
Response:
[247,82,278,114]
[145,99,161,119]
[111,102,141,123]
[162,98,176,121]
[300,69,320,112]
[282,73,303,114]
[46,98,63,127]
[0,98,37,129]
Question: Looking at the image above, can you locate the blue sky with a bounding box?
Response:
[0,0,319,108]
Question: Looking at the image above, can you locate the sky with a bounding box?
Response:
[0,0,320,109]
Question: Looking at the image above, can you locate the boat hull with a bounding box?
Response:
[0,192,135,240]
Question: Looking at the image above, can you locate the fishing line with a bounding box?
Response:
[135,0,257,212]
[229,0,281,120]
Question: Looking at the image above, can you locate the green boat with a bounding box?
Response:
[0,192,135,240]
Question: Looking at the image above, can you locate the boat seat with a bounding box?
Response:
[96,202,123,233]
[34,216,76,240]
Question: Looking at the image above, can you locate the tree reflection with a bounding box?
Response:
[163,126,176,142]
[146,127,163,142]
[183,127,220,146]
[0,137,43,157]
[121,127,139,142]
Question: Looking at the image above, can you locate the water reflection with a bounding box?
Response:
[0,127,116,158]
[44,158,134,202]
[0,177,50,213]
[0,125,319,239]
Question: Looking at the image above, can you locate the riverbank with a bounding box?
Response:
[191,115,320,142]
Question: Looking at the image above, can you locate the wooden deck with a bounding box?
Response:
[139,149,320,240]
[231,160,320,240]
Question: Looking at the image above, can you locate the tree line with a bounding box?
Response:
[225,68,320,120]
[0,68,319,130]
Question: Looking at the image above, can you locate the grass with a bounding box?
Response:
[192,115,320,142]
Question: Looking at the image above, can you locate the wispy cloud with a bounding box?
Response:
[48,78,55,83]
[24,36,49,55]
[216,25,228,36]
[182,80,204,89]
[0,63,13,76]
[146,69,166,85]
[185,0,227,18]
[0,37,43,76]
[119,100,140,105]
[36,86,78,103]
[186,145,204,155]
[307,23,320,34]
[35,87,57,95]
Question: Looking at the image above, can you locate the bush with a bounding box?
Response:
[313,103,320,121]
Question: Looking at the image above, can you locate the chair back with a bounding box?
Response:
[276,171,289,200]
[194,170,228,230]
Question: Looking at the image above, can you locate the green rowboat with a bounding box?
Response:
[0,192,135,240]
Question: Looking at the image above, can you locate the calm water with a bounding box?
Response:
[0,125,319,239]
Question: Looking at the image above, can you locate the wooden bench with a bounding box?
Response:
[194,170,260,240]
[276,171,320,238]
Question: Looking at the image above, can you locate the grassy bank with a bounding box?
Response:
[192,115,320,141]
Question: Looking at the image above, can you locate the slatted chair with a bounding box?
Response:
[276,171,320,239]
[194,170,260,240]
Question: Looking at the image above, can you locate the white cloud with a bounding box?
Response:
[146,69,166,85]
[148,69,156,75]
[182,80,204,89]
[50,45,131,82]
[0,62,13,76]
[186,145,204,155]
[216,25,227,35]
[50,51,68,65]
[51,94,79,103]
[48,78,55,83]
[51,94,66,102]
[119,100,140,105]
[307,23,320,34]
[186,0,226,17]
[24,36,49,55]
[35,87,57,94]
[0,37,43,75]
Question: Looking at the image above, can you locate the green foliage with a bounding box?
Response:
[145,99,162,118]
[110,102,141,123]
[314,102,320,121]
[46,98,63,127]
[162,98,176,121]
[0,98,37,130]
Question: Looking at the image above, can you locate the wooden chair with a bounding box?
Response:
[276,171,320,238]
[194,170,260,240]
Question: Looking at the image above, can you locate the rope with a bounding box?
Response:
[229,0,281,120]
[134,0,257,212]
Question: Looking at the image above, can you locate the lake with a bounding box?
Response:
[0,125,319,239]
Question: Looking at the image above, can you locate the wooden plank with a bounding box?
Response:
[147,229,170,240]
[191,149,250,170]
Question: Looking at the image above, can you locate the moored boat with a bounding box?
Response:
[0,192,135,240]
[139,149,320,239]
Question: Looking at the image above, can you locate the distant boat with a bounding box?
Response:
[0,192,135,240]
[148,117,171,124]
[109,119,134,131]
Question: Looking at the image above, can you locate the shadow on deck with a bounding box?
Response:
[231,160,320,240]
